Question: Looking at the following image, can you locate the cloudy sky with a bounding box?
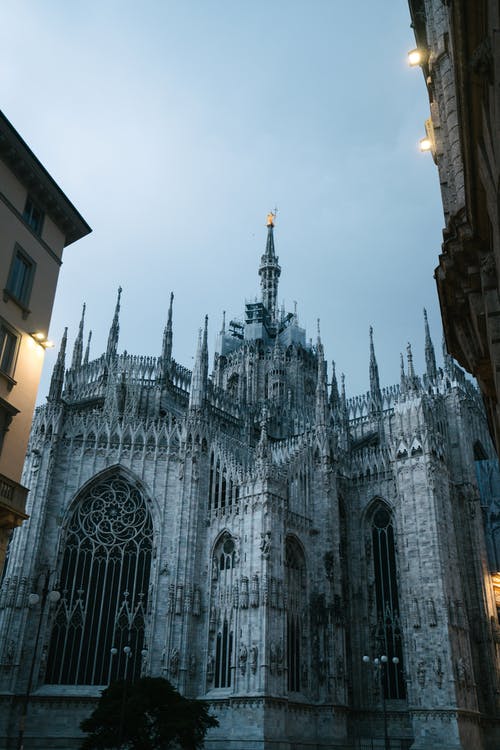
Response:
[2,1,445,401]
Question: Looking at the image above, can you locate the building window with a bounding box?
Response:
[23,196,44,236]
[215,619,233,688]
[0,397,19,454]
[45,473,153,686]
[208,532,237,690]
[285,535,306,693]
[0,321,19,378]
[5,246,35,309]
[371,503,405,699]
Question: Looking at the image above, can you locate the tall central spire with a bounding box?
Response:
[259,211,281,322]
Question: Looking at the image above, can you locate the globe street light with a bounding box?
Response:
[110,644,148,747]
[17,570,60,750]
[362,654,399,750]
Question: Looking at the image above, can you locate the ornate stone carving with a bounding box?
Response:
[239,643,248,675]
[240,577,249,609]
[250,573,259,608]
[250,645,258,674]
[169,648,179,676]
[417,660,426,687]
[207,653,214,683]
[260,531,271,558]
[434,656,443,688]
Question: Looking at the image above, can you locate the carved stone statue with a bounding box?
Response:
[170,648,179,676]
[250,645,258,674]
[239,643,248,675]
[260,531,271,559]
[207,653,215,683]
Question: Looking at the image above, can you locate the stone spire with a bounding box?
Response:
[106,287,122,360]
[400,352,406,395]
[48,328,67,403]
[369,326,382,413]
[315,320,328,427]
[71,303,85,370]
[189,316,209,410]
[329,360,340,410]
[406,342,420,393]
[442,332,453,374]
[339,372,350,435]
[161,292,174,364]
[83,330,92,365]
[259,213,281,322]
[423,308,437,381]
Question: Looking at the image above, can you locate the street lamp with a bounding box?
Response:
[362,654,399,750]
[110,644,148,747]
[17,570,60,750]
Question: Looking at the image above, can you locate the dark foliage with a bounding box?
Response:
[80,677,218,750]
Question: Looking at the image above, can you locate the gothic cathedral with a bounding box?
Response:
[1,219,499,750]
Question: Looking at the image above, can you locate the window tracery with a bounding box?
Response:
[208,532,237,689]
[45,473,153,685]
[208,453,238,513]
[285,535,306,693]
[370,502,405,699]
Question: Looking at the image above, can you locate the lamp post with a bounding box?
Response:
[110,644,148,747]
[17,570,60,750]
[362,654,399,750]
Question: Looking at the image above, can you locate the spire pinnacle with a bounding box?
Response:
[189,316,209,411]
[406,341,420,393]
[329,360,340,409]
[259,215,281,321]
[407,341,415,379]
[162,292,174,364]
[106,286,122,360]
[71,303,85,370]
[423,308,437,382]
[48,328,68,402]
[369,326,382,414]
[84,330,92,365]
[315,325,328,427]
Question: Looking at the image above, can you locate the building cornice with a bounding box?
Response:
[0,110,91,246]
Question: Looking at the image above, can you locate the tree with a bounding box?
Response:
[80,677,218,750]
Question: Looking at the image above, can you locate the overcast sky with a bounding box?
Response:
[2,1,446,402]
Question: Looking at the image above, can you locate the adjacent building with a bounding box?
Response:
[407,1,500,455]
[1,220,499,749]
[0,111,91,572]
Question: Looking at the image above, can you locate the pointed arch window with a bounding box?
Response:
[371,503,405,699]
[208,532,236,689]
[285,535,306,693]
[45,473,153,685]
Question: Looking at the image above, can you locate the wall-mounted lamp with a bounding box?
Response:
[408,48,426,67]
[419,118,436,158]
[30,332,54,349]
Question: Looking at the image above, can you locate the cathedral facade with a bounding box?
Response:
[0,220,499,750]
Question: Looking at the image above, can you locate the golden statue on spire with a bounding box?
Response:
[266,209,277,227]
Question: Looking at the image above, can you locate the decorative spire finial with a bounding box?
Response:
[369,326,382,414]
[189,316,209,411]
[259,216,281,321]
[161,292,174,368]
[315,329,328,427]
[423,308,437,381]
[71,303,86,370]
[266,208,277,227]
[48,328,68,402]
[84,330,92,365]
[330,359,340,410]
[106,286,122,360]
[406,341,420,394]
